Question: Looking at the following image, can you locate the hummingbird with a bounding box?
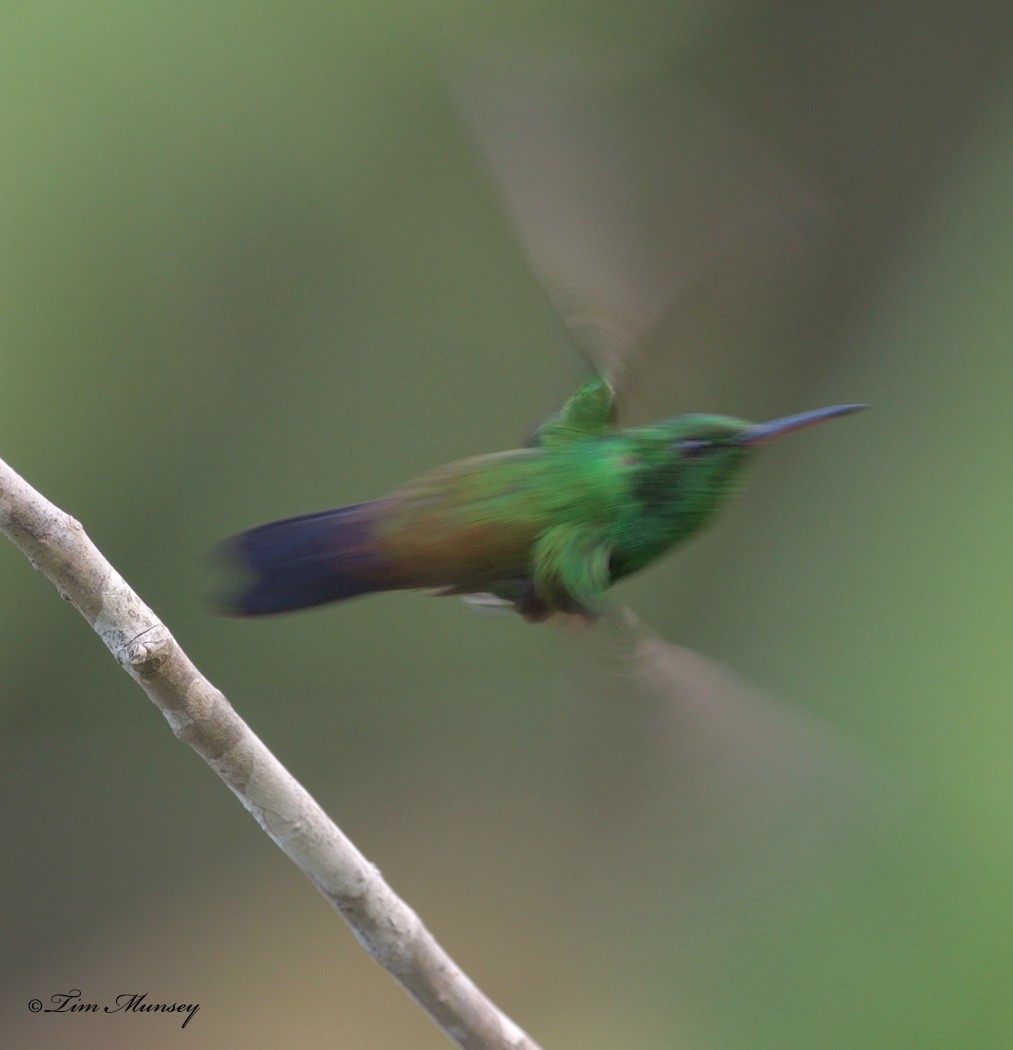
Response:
[218,66,868,623]
[217,374,864,622]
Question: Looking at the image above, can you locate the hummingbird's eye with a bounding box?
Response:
[675,437,713,458]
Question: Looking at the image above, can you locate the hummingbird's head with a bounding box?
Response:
[665,402,866,462]
[641,413,758,523]
[617,404,866,570]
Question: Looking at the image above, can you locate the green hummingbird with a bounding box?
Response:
[218,375,864,621]
[217,64,866,624]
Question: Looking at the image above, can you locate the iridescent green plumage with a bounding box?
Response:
[218,374,863,621]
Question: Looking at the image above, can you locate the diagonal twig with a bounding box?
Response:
[0,454,541,1050]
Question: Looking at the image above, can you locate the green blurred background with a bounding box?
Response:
[3,2,1013,1048]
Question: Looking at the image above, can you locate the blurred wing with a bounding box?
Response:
[560,605,890,906]
[452,54,834,421]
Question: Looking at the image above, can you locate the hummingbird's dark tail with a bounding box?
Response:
[214,501,393,616]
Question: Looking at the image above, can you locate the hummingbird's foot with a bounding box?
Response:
[515,580,601,624]
[514,581,555,622]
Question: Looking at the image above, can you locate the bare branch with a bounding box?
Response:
[0,454,541,1050]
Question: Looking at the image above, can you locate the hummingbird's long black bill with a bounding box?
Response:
[735,404,868,446]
